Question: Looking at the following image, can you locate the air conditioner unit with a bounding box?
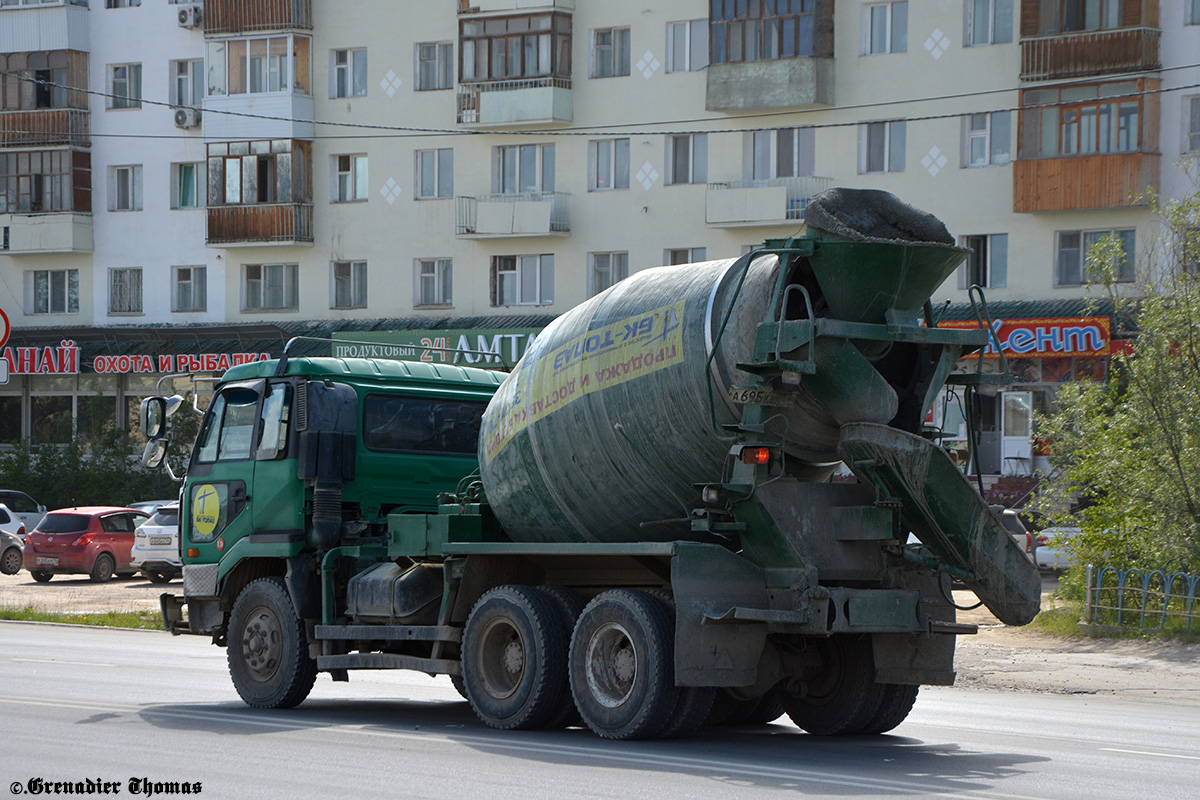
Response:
[174,107,201,129]
[178,5,203,28]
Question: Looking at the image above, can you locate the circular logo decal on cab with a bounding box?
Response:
[192,484,221,538]
[216,538,225,551]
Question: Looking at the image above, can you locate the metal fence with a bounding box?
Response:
[1084,565,1200,633]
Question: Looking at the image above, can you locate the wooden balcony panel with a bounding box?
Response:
[1013,153,1159,212]
[206,203,313,245]
[202,0,312,34]
[0,109,89,148]
[1020,27,1160,81]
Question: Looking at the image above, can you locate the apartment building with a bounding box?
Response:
[0,0,1197,473]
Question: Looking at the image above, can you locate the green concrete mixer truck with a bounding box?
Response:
[143,188,1039,740]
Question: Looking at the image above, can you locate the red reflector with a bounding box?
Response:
[186,548,199,558]
[741,447,772,465]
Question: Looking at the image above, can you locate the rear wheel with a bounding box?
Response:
[859,683,919,734]
[1,546,22,576]
[539,586,586,729]
[645,590,713,739]
[461,585,569,730]
[145,569,173,585]
[569,589,678,740]
[30,570,52,583]
[89,553,115,583]
[227,577,317,709]
[780,635,882,735]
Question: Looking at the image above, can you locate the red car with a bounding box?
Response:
[24,507,150,583]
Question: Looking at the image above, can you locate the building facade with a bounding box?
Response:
[1,0,1197,472]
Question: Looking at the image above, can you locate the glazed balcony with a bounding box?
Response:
[1013,153,1158,212]
[706,176,833,227]
[455,192,569,237]
[1020,28,1160,82]
[202,0,312,35]
[0,108,88,148]
[206,202,313,246]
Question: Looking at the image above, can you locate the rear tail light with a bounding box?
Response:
[70,533,96,548]
[17,526,24,538]
[740,446,773,465]
[1036,534,1049,547]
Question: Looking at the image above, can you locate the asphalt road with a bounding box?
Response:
[2,622,1198,800]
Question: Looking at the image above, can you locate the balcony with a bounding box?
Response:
[456,78,572,127]
[0,211,92,254]
[206,202,313,246]
[0,1,89,54]
[455,192,569,237]
[460,0,575,12]
[202,0,312,34]
[706,176,833,227]
[706,58,834,112]
[1020,28,1160,82]
[0,109,89,148]
[203,92,314,142]
[1013,154,1158,212]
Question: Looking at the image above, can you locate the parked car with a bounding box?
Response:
[997,508,1038,564]
[1,527,23,575]
[0,503,26,540]
[127,499,176,516]
[1036,527,1081,572]
[131,503,180,584]
[0,490,46,533]
[23,507,151,583]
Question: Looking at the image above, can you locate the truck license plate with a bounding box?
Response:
[150,537,172,546]
[728,388,791,406]
[36,556,58,566]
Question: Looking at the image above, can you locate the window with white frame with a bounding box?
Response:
[962,112,1012,166]
[1187,96,1200,153]
[666,134,707,185]
[106,0,140,8]
[28,268,79,315]
[416,42,454,90]
[172,266,206,312]
[666,247,706,266]
[206,35,311,96]
[965,0,1014,45]
[172,59,203,108]
[1056,229,1136,286]
[492,254,553,306]
[109,63,141,108]
[589,252,628,297]
[591,27,630,78]
[332,48,367,98]
[171,162,204,209]
[109,165,142,211]
[415,258,453,307]
[109,267,143,314]
[243,263,299,311]
[332,260,368,309]
[588,138,630,191]
[958,234,1008,289]
[747,128,815,180]
[863,2,908,55]
[494,144,555,194]
[415,148,453,199]
[334,154,368,202]
[666,20,708,73]
[859,121,905,173]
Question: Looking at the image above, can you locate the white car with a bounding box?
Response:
[131,503,181,584]
[1035,527,1081,571]
[0,490,46,533]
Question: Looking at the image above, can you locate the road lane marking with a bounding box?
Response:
[12,658,116,667]
[1101,748,1200,761]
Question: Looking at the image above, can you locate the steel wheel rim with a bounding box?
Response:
[477,616,525,700]
[585,621,637,709]
[241,605,283,682]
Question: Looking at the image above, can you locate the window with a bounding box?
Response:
[589,138,630,191]
[492,254,553,306]
[243,263,299,311]
[962,112,1012,166]
[494,144,555,194]
[667,20,709,72]
[958,234,1008,289]
[0,151,76,213]
[172,59,203,107]
[1056,229,1136,286]
[1022,82,1139,158]
[666,134,707,185]
[332,48,367,98]
[109,165,143,211]
[747,128,815,179]
[109,267,143,314]
[710,0,817,63]
[363,395,487,456]
[1191,0,1200,25]
[109,63,141,109]
[589,252,628,296]
[1183,227,1200,275]
[106,0,140,7]
[207,141,302,206]
[331,261,367,309]
[171,162,204,209]
[859,121,906,173]
[591,27,630,78]
[415,258,453,307]
[334,154,368,202]
[207,35,311,96]
[1,56,68,111]
[460,12,572,83]
[863,2,908,54]
[173,266,206,312]
[195,388,259,465]
[666,247,707,265]
[416,42,454,90]
[28,268,79,315]
[415,148,453,199]
[1187,96,1200,153]
[965,0,1014,45]
[1040,0,1123,34]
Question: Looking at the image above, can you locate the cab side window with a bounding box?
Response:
[195,388,260,463]
[255,383,291,460]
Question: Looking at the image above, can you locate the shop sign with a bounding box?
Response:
[2,340,81,375]
[940,317,1110,359]
[0,308,9,384]
[92,352,271,374]
[331,329,542,366]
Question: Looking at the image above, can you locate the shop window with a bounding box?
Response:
[589,252,628,297]
[32,396,72,444]
[965,0,1014,45]
[415,258,452,307]
[492,254,553,306]
[0,397,21,443]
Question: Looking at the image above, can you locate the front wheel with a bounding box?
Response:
[1,546,22,576]
[227,577,317,709]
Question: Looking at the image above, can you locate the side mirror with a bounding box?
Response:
[141,397,167,440]
[142,439,168,469]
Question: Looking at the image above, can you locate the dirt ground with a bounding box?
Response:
[3,570,1199,704]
